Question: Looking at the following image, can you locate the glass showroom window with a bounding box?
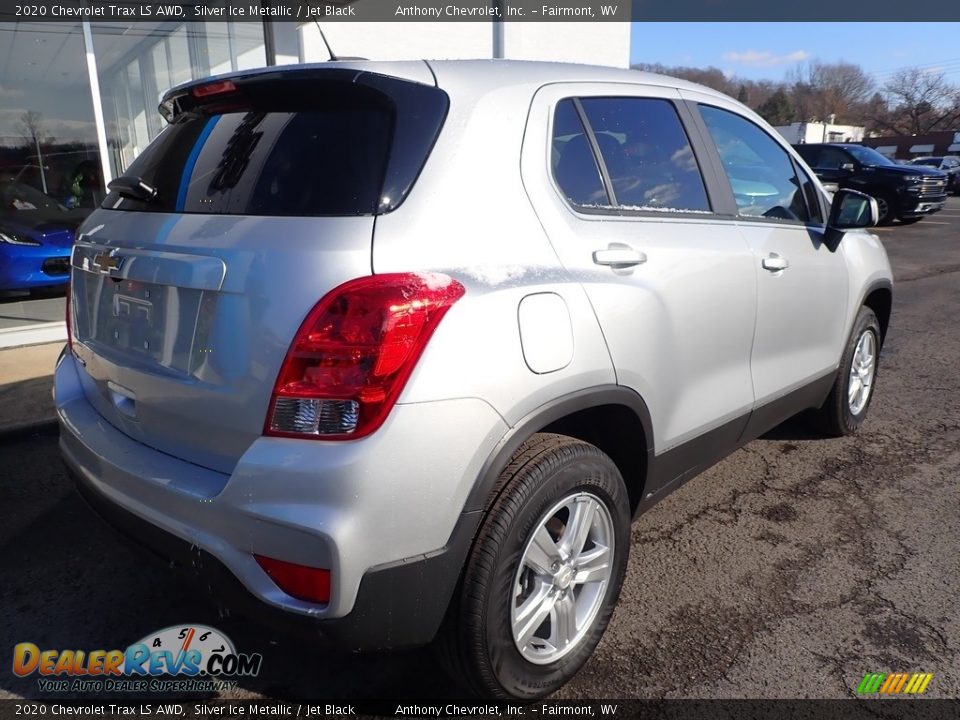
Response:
[91,21,267,178]
[0,21,105,213]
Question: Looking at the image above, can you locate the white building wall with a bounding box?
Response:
[501,23,630,67]
[774,122,865,144]
[299,23,495,62]
[296,22,630,68]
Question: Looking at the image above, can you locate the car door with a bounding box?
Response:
[521,82,758,492]
[683,94,849,431]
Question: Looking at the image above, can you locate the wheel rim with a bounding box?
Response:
[848,329,877,415]
[875,196,889,221]
[511,492,615,665]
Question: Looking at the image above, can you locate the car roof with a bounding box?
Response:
[164,58,734,104]
[425,58,728,95]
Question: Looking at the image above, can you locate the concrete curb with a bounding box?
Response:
[0,321,67,350]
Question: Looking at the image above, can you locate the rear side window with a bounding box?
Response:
[552,99,608,207]
[103,73,448,217]
[579,98,711,213]
[793,145,821,166]
[814,146,854,170]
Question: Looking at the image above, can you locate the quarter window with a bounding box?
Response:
[551,99,608,207]
[700,105,811,223]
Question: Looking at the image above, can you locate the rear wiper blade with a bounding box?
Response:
[108,176,158,203]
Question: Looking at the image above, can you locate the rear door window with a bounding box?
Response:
[551,96,711,214]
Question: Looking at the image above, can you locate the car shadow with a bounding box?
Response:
[759,412,823,442]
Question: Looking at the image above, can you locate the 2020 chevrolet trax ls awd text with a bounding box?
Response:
[57,60,892,699]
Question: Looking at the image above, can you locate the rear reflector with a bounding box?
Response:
[265,273,465,440]
[254,555,331,604]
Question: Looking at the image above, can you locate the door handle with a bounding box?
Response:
[593,246,647,268]
[762,253,790,272]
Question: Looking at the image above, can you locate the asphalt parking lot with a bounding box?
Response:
[1,198,959,701]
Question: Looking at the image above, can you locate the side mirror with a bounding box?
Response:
[840,162,856,172]
[828,189,878,237]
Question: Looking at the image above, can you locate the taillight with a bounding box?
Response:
[265,273,465,440]
[254,555,331,604]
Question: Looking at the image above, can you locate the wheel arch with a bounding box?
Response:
[862,282,892,345]
[465,385,654,517]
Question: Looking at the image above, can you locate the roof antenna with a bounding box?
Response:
[314,21,338,61]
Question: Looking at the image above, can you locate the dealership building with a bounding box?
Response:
[0,19,629,344]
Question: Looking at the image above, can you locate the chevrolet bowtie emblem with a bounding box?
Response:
[92,251,124,274]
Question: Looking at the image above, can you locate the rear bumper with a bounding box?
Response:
[56,351,505,649]
[70,460,478,650]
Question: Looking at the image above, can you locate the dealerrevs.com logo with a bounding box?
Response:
[13,625,263,693]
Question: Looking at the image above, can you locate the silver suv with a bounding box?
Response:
[56,60,892,699]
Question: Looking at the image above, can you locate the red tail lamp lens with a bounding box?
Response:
[266,273,465,440]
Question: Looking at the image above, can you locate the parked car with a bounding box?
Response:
[792,142,948,224]
[0,180,81,293]
[57,61,893,700]
[908,156,960,194]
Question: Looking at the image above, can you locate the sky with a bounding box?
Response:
[630,23,960,87]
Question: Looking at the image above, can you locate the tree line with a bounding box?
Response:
[632,60,960,136]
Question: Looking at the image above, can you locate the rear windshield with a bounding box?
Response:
[103,73,448,217]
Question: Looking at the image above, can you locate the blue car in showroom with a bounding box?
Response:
[0,180,82,293]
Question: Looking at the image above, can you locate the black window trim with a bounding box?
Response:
[788,154,827,227]
[693,102,826,230]
[549,94,718,221]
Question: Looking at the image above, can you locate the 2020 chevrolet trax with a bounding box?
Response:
[56,60,893,699]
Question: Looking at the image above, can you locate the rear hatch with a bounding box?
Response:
[68,66,448,474]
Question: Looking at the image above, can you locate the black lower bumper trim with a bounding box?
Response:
[68,462,478,651]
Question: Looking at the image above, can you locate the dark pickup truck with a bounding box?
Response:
[793,143,948,225]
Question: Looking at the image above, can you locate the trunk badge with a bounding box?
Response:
[92,251,125,274]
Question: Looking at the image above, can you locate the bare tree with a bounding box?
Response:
[15,110,54,193]
[787,61,874,123]
[16,110,50,150]
[881,68,960,135]
[632,63,737,97]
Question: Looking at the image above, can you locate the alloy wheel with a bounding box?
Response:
[848,329,877,415]
[511,492,615,665]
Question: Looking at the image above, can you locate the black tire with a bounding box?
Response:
[439,433,630,699]
[874,194,896,226]
[813,306,881,437]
